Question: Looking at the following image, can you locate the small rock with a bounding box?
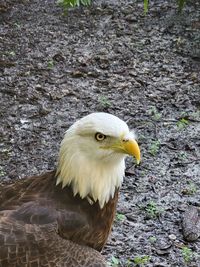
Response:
[168,234,177,241]
[177,204,189,212]
[156,238,172,251]
[71,71,85,78]
[182,206,200,241]
[125,15,138,22]
[87,71,100,78]
[156,249,170,255]
[39,105,50,116]
[52,53,66,62]
[35,84,42,89]
[20,118,29,125]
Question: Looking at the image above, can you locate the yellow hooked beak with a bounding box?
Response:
[102,138,141,164]
[121,139,141,164]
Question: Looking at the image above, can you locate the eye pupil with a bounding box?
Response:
[95,132,106,141]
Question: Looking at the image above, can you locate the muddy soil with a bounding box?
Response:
[0,0,200,266]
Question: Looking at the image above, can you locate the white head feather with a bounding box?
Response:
[56,112,137,208]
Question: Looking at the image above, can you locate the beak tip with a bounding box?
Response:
[136,159,140,165]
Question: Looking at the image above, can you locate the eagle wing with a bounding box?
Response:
[0,215,107,267]
[0,172,89,237]
[0,171,116,265]
[0,174,107,266]
[0,178,91,242]
[8,197,91,245]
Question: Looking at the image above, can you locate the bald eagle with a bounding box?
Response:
[0,113,140,267]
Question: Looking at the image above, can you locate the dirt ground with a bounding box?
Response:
[0,0,200,266]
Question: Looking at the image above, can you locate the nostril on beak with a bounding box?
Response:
[122,139,129,143]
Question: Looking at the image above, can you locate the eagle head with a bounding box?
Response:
[56,113,140,208]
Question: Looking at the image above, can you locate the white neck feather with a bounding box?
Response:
[56,132,125,208]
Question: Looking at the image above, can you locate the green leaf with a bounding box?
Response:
[116,213,126,221]
[144,0,148,15]
[111,256,119,266]
[149,140,160,156]
[181,246,193,263]
[178,0,186,12]
[57,0,91,9]
[177,118,189,129]
[133,255,151,266]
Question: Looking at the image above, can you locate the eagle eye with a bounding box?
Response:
[95,132,106,141]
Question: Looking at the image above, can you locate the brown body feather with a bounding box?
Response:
[0,170,119,266]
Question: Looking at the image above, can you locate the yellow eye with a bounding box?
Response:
[95,132,106,141]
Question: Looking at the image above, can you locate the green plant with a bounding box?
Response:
[178,151,187,160]
[116,212,126,222]
[14,22,21,28]
[144,0,148,15]
[58,0,187,13]
[133,255,151,266]
[182,182,197,195]
[1,148,11,154]
[149,236,157,243]
[108,256,120,266]
[57,0,91,11]
[149,107,161,120]
[0,166,6,177]
[0,148,12,159]
[47,60,54,69]
[145,201,164,219]
[177,118,189,129]
[98,96,111,108]
[178,0,186,12]
[181,246,194,263]
[144,0,186,14]
[149,140,160,156]
[8,51,16,56]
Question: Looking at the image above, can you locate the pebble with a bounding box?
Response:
[168,234,177,240]
[156,249,170,255]
[125,15,138,22]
